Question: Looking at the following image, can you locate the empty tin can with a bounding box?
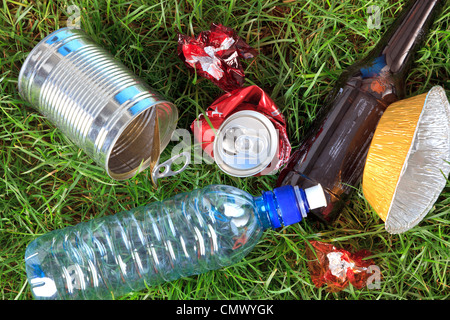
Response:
[18,28,179,180]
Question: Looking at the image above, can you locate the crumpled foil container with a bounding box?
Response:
[363,86,450,234]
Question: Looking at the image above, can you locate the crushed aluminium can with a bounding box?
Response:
[214,110,278,177]
[191,85,291,177]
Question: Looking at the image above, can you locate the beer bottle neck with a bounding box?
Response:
[383,0,441,74]
[367,0,441,76]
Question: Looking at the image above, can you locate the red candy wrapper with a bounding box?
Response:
[191,85,291,175]
[306,241,375,292]
[178,23,258,92]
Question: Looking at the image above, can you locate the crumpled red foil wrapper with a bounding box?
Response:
[306,240,375,292]
[191,85,291,175]
[178,23,258,92]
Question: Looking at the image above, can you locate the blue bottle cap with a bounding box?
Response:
[262,190,282,228]
[273,185,308,226]
[262,184,327,228]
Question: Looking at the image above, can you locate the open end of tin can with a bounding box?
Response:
[107,107,161,180]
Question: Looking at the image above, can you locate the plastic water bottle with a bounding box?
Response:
[25,184,326,300]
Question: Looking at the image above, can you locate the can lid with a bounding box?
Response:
[213,110,278,177]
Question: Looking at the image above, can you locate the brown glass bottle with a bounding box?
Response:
[276,0,443,223]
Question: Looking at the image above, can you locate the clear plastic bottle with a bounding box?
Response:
[25,184,326,300]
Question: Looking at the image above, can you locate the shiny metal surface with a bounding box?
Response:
[18,27,178,180]
[151,151,191,184]
[213,110,278,177]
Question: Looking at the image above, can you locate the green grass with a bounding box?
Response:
[1,0,449,300]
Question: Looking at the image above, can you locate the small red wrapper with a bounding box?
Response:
[178,23,258,92]
[306,240,375,292]
[191,85,291,175]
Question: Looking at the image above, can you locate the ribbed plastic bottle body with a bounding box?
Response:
[24,185,267,300]
[276,0,442,223]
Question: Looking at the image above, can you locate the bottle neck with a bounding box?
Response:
[381,0,441,74]
[335,0,442,105]
[254,185,311,230]
[360,0,441,77]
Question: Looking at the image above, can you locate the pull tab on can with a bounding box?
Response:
[151,151,191,185]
